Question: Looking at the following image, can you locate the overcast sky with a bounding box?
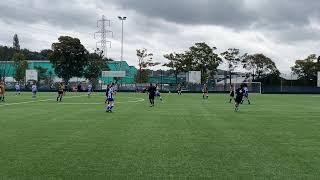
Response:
[0,0,320,73]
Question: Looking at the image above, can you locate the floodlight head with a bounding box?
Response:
[118,16,127,20]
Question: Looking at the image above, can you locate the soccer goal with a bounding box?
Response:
[233,82,262,94]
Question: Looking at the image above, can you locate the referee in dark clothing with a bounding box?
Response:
[148,83,156,107]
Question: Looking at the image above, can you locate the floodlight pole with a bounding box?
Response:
[118,16,127,71]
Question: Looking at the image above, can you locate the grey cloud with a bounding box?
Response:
[0,0,97,30]
[110,0,255,27]
[109,0,320,43]
[110,0,320,28]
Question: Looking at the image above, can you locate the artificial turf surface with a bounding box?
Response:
[0,92,319,179]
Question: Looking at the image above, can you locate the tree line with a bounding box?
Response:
[1,34,320,86]
[138,42,320,86]
[138,42,281,85]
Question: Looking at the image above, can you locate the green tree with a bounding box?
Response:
[221,48,245,85]
[13,34,20,51]
[49,36,89,83]
[12,52,28,83]
[164,42,222,84]
[136,48,159,83]
[291,54,320,84]
[40,49,53,59]
[163,53,184,84]
[83,52,108,87]
[242,53,280,80]
[186,43,222,84]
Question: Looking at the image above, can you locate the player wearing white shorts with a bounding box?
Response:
[156,84,163,101]
[106,83,115,113]
[241,84,251,104]
[32,84,37,99]
[87,84,93,97]
[15,83,21,95]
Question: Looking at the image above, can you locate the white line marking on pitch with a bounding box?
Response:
[57,98,145,105]
[0,95,85,107]
[0,96,145,107]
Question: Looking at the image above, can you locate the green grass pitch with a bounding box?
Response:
[0,92,320,179]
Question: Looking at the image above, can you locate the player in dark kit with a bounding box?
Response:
[229,85,235,103]
[234,84,245,112]
[105,84,110,104]
[0,82,5,102]
[177,84,182,95]
[148,83,156,107]
[57,82,65,102]
[202,84,209,99]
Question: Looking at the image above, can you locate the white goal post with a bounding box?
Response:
[317,71,320,87]
[232,82,262,94]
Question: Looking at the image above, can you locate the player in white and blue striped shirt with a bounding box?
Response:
[106,83,115,112]
[87,84,93,97]
[32,84,37,100]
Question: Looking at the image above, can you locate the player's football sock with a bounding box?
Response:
[56,97,59,102]
[248,100,251,104]
[60,97,62,102]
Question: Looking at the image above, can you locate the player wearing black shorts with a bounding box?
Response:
[229,85,234,103]
[177,84,182,95]
[234,84,245,112]
[0,82,5,102]
[57,82,65,102]
[105,84,110,104]
[148,83,156,107]
[202,84,209,99]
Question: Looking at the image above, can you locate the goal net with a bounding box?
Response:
[233,82,262,94]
